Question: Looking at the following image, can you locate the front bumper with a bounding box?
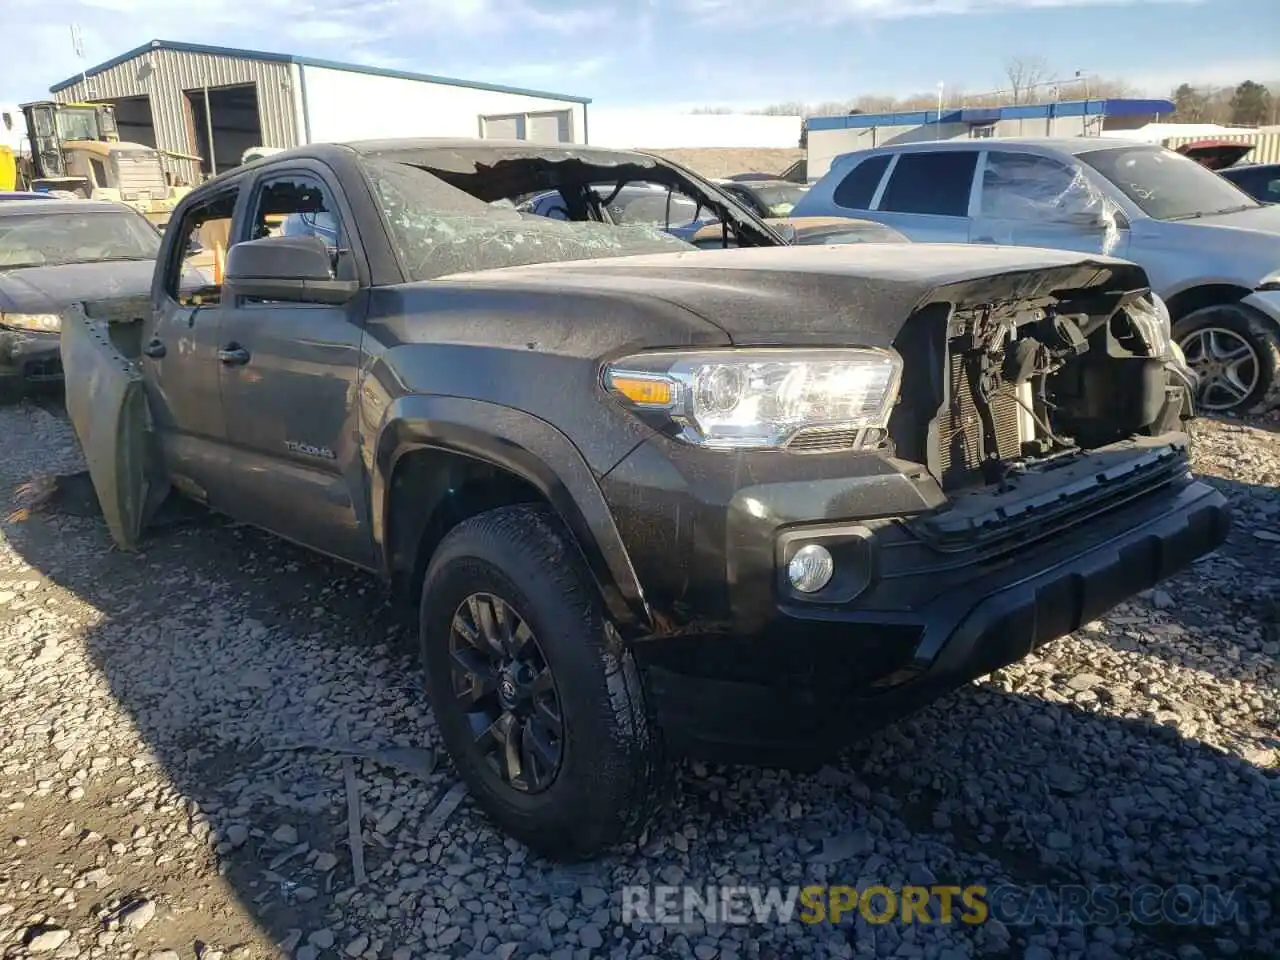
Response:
[0,327,62,382]
[602,435,1230,760]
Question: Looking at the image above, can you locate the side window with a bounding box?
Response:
[879,152,978,217]
[833,154,891,210]
[249,174,345,253]
[242,173,354,302]
[167,190,237,306]
[981,151,1092,220]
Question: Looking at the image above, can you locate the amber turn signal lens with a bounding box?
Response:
[609,375,673,406]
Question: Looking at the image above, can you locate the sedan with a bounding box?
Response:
[1,199,163,397]
[792,137,1280,414]
[714,178,810,219]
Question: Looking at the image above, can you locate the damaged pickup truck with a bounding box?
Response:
[61,139,1229,861]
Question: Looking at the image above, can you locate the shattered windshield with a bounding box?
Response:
[0,210,160,269]
[364,159,696,281]
[1079,145,1261,221]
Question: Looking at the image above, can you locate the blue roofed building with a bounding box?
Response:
[804,98,1176,181]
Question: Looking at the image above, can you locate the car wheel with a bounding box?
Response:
[419,503,667,860]
[1175,303,1280,415]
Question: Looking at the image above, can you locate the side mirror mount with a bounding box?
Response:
[223,234,358,305]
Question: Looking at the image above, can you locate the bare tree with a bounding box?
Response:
[752,101,808,116]
[1004,55,1051,105]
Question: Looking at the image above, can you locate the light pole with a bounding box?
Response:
[936,82,944,137]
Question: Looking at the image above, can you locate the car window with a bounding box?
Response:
[168,190,236,306]
[364,159,693,282]
[1227,169,1280,204]
[241,173,354,300]
[249,174,346,251]
[833,154,891,211]
[879,151,977,217]
[749,183,808,217]
[980,151,1099,220]
[1078,144,1259,220]
[596,184,709,229]
[0,209,161,269]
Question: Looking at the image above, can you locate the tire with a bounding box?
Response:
[419,503,668,860]
[1174,303,1280,415]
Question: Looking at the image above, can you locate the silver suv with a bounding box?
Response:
[792,138,1280,415]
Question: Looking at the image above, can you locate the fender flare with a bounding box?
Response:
[371,394,653,633]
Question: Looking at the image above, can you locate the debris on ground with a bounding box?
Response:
[0,398,1276,958]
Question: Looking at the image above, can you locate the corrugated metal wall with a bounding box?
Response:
[54,47,300,184]
[1163,132,1280,165]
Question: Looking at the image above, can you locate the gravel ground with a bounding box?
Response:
[0,399,1276,960]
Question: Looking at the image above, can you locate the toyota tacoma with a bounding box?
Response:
[59,139,1229,861]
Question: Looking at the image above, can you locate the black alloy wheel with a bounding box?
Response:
[419,502,668,860]
[448,592,563,793]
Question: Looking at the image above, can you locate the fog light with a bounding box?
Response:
[788,544,834,593]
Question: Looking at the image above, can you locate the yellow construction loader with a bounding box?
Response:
[19,100,197,228]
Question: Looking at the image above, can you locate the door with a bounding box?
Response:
[871,150,978,243]
[142,186,240,506]
[23,103,64,179]
[971,150,1131,258]
[215,166,374,567]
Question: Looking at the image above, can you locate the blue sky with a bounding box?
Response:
[2,0,1277,108]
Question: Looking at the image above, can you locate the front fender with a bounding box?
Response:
[371,394,653,633]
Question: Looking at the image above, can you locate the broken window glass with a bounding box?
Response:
[363,159,694,282]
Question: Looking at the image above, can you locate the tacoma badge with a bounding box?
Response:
[284,440,336,460]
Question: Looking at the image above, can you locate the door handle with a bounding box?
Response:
[218,344,251,366]
[142,338,166,359]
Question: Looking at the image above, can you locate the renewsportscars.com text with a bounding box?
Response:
[621,884,1249,928]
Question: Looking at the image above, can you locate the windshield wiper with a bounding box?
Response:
[1166,204,1258,222]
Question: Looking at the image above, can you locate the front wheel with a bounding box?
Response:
[419,503,667,860]
[1175,303,1280,415]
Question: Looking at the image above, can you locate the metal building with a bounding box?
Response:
[804,98,1176,181]
[50,39,592,185]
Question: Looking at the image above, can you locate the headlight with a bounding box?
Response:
[1126,294,1171,359]
[603,347,902,450]
[0,312,62,333]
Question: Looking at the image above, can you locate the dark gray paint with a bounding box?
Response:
[0,259,157,314]
[134,140,1153,618]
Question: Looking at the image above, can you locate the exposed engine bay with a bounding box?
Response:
[919,291,1193,494]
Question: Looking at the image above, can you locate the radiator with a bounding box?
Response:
[112,152,167,199]
[936,344,1022,491]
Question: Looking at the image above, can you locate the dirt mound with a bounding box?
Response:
[642,147,803,179]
